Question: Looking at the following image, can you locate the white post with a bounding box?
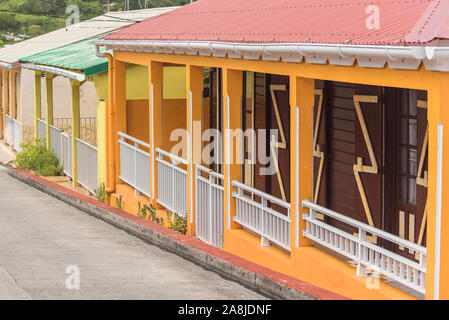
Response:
[209,172,213,244]
[434,122,443,300]
[357,229,367,276]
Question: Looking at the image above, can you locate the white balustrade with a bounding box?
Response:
[156,148,188,218]
[12,119,22,152]
[195,164,224,249]
[37,118,46,141]
[61,132,72,178]
[118,132,151,197]
[76,138,98,194]
[4,114,13,146]
[49,124,63,162]
[302,200,427,295]
[232,181,291,251]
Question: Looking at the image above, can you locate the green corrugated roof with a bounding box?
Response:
[19,33,110,77]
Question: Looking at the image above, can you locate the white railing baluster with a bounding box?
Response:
[302,200,427,295]
[155,148,188,218]
[118,132,150,197]
[75,138,98,194]
[232,181,291,251]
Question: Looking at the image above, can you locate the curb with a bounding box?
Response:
[7,167,349,300]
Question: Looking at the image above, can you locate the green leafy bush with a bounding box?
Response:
[16,138,63,176]
[169,213,188,235]
[140,204,166,226]
[95,183,106,203]
[115,195,123,209]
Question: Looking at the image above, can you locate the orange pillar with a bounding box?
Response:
[223,68,243,242]
[186,64,204,236]
[426,72,449,299]
[113,60,127,184]
[105,53,116,194]
[148,61,163,206]
[290,76,314,249]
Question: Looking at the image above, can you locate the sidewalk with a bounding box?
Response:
[7,167,349,300]
[0,142,15,166]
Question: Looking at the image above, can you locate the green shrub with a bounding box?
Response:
[95,183,107,203]
[16,138,63,176]
[115,195,123,209]
[169,213,188,235]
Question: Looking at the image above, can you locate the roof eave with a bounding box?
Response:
[0,61,13,69]
[95,39,449,72]
[21,63,86,82]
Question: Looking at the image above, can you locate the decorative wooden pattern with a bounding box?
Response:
[415,99,428,258]
[352,95,379,231]
[399,210,405,251]
[269,84,288,201]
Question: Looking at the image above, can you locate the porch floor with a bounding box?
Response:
[43,176,95,199]
[311,242,424,300]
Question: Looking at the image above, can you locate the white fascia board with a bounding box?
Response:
[0,61,13,69]
[20,63,86,82]
[94,40,449,71]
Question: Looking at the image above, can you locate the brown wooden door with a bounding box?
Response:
[313,80,327,207]
[353,84,384,232]
[386,89,428,258]
[321,82,383,235]
[253,72,269,194]
[209,68,223,174]
[267,74,290,203]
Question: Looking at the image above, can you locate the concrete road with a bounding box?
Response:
[0,166,266,300]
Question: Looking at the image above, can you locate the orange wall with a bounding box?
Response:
[163,98,187,155]
[126,99,149,143]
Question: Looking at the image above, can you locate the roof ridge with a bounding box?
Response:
[167,0,433,15]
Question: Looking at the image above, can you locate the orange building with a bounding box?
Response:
[94,0,449,299]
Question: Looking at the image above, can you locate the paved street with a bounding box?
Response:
[0,165,266,300]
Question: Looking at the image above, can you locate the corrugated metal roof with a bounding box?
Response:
[0,7,178,66]
[19,34,110,77]
[104,0,449,46]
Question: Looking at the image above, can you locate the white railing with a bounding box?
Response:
[156,148,188,218]
[195,164,224,249]
[302,200,427,295]
[12,119,22,152]
[118,132,151,197]
[4,114,13,146]
[61,132,72,178]
[232,181,291,251]
[76,138,98,194]
[50,124,63,162]
[37,118,46,141]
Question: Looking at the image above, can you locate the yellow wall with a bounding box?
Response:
[126,64,149,100]
[163,66,186,99]
[96,100,106,185]
[92,74,109,188]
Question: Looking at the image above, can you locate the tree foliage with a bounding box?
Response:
[0,0,191,47]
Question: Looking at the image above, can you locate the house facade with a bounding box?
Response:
[93,0,449,300]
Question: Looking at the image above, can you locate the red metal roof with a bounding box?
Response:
[104,0,449,46]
